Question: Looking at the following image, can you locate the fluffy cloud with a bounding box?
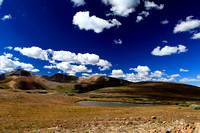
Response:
[52,51,77,63]
[130,65,150,73]
[139,11,149,17]
[180,78,199,82]
[13,46,112,72]
[125,72,151,82]
[160,20,169,25]
[43,65,57,69]
[97,59,112,71]
[77,53,100,65]
[1,14,12,21]
[52,52,103,65]
[73,11,121,33]
[180,68,189,72]
[71,0,86,7]
[4,53,13,58]
[150,70,163,77]
[174,16,200,33]
[56,62,91,75]
[144,1,164,10]
[82,73,107,78]
[136,11,149,23]
[180,75,200,82]
[162,40,168,43]
[151,45,188,56]
[12,46,112,74]
[111,69,125,78]
[128,66,151,81]
[56,62,72,73]
[136,16,143,23]
[0,54,39,73]
[52,51,111,70]
[71,65,92,73]
[113,39,122,44]
[0,0,3,6]
[191,32,200,39]
[125,66,180,82]
[14,46,51,60]
[102,0,140,17]
[4,46,13,50]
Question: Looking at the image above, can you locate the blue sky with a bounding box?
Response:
[0,0,200,86]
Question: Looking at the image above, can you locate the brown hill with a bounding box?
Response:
[0,69,35,81]
[42,73,79,83]
[0,70,45,90]
[1,69,200,100]
[81,75,131,85]
[13,77,46,90]
[74,76,131,93]
[90,81,200,100]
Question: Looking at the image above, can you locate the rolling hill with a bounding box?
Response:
[0,69,200,100]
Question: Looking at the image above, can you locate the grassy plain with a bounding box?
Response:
[0,88,200,132]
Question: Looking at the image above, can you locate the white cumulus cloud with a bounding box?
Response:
[128,66,151,81]
[162,40,168,43]
[14,46,51,60]
[0,0,3,6]
[180,78,199,82]
[97,59,112,71]
[56,62,91,75]
[130,65,151,73]
[111,69,125,78]
[191,32,200,39]
[151,45,188,56]
[136,16,143,23]
[71,0,86,7]
[102,0,140,17]
[1,14,12,21]
[82,73,107,78]
[0,54,39,73]
[73,11,121,33]
[4,46,13,50]
[174,16,200,33]
[136,11,149,23]
[180,68,189,72]
[150,70,163,78]
[160,20,169,25]
[113,39,122,44]
[13,46,112,72]
[144,1,164,10]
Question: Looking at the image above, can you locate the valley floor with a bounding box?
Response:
[0,89,200,133]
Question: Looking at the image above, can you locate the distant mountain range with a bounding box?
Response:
[0,69,130,90]
[0,69,200,100]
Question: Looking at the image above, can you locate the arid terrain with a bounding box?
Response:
[0,69,200,132]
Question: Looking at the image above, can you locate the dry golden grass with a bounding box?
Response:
[0,89,200,132]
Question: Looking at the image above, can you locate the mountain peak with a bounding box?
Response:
[1,69,35,79]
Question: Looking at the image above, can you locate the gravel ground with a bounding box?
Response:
[28,119,200,133]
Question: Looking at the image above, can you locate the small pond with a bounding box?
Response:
[77,101,164,107]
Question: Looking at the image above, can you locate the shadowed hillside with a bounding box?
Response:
[90,81,200,100]
[74,76,132,93]
[42,73,79,83]
[13,77,46,90]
